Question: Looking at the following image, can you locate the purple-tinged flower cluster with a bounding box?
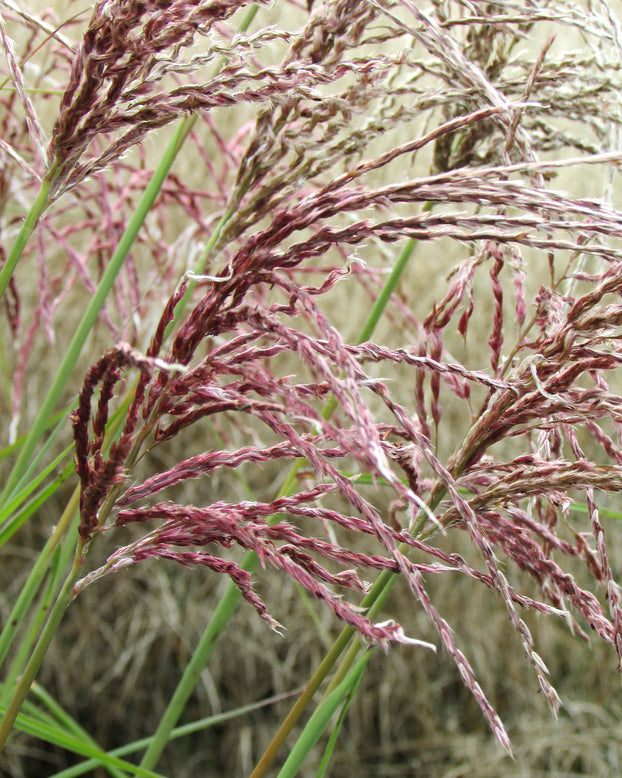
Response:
[6,0,622,757]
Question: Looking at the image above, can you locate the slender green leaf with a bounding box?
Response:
[276,651,372,778]
[0,408,68,463]
[0,489,79,672]
[49,690,301,778]
[20,699,60,727]
[31,684,126,778]
[0,389,129,673]
[31,684,89,738]
[315,669,365,778]
[0,463,73,548]
[8,410,73,509]
[0,443,73,525]
[0,533,76,711]
[0,704,166,778]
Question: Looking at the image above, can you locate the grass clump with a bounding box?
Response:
[2,0,622,775]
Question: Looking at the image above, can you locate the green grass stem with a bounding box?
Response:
[251,481,449,776]
[314,692,353,778]
[275,651,372,778]
[0,384,131,682]
[0,550,84,750]
[0,485,79,672]
[0,511,79,710]
[137,570,251,770]
[0,170,54,302]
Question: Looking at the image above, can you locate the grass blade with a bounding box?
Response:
[275,651,372,778]
[0,171,54,301]
[0,486,79,670]
[0,703,166,778]
[48,690,301,778]
[30,684,127,778]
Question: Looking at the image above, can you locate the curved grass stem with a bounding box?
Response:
[251,480,450,777]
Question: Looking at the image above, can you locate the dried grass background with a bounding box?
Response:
[3,0,622,775]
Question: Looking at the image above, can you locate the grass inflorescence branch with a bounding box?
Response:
[3,0,622,775]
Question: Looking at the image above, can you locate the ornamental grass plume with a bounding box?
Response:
[47,0,276,196]
[3,0,622,774]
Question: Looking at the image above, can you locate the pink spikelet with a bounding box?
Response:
[587,490,622,670]
[46,0,622,762]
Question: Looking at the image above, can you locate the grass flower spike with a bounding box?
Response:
[3,1,622,775]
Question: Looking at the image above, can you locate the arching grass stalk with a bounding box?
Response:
[275,650,372,778]
[253,411,496,775]
[254,421,503,776]
[138,236,419,771]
